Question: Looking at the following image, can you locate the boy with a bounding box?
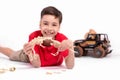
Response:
[0,6,74,69]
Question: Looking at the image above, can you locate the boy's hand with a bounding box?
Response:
[58,40,73,52]
[23,43,40,67]
[23,43,33,55]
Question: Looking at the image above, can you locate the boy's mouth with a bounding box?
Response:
[44,31,55,37]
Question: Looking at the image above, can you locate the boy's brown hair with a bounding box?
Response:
[41,6,62,24]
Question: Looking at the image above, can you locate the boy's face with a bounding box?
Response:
[40,15,60,38]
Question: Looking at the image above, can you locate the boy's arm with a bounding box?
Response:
[52,39,75,69]
[27,52,41,68]
[23,43,41,68]
[64,46,75,69]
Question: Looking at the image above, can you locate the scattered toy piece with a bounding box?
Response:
[53,71,61,74]
[0,67,16,74]
[46,71,53,75]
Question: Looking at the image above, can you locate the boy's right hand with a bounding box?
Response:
[23,43,33,55]
[23,43,41,67]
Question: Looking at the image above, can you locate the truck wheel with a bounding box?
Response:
[83,50,88,56]
[74,46,83,57]
[93,46,105,58]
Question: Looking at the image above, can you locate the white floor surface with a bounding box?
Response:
[0,50,120,80]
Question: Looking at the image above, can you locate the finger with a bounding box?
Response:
[24,45,33,52]
[58,46,64,52]
[25,50,32,55]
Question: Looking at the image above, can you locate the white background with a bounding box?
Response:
[0,0,120,80]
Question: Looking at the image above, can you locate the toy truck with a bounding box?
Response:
[74,33,112,58]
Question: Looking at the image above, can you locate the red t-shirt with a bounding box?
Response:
[28,30,68,67]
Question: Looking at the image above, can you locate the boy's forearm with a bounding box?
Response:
[30,59,41,68]
[65,47,75,69]
[28,53,41,68]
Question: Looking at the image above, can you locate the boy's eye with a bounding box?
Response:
[52,23,58,26]
[52,24,57,26]
[44,23,48,25]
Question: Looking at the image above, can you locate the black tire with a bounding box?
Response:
[74,46,83,57]
[83,50,88,56]
[93,46,105,58]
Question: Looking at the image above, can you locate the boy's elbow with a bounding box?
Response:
[33,65,40,68]
[66,66,74,69]
[31,61,41,68]
[33,64,40,68]
[66,64,74,69]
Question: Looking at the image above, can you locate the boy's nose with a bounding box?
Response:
[48,26,53,30]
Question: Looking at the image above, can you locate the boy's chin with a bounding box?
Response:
[43,35,54,38]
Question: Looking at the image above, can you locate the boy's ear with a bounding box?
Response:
[39,23,41,27]
[39,21,41,28]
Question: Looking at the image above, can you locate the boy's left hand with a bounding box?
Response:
[58,40,73,52]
